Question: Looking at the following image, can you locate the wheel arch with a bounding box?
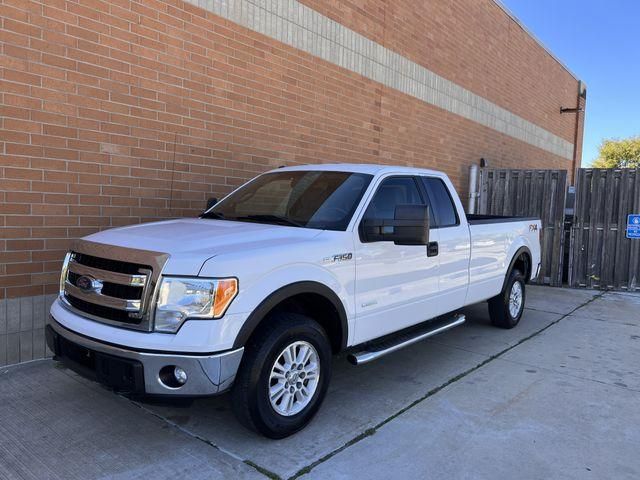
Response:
[232,281,348,353]
[502,246,532,291]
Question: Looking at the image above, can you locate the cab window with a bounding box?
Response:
[421,177,459,227]
[363,176,424,221]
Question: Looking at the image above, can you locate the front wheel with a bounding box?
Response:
[489,268,526,329]
[231,312,332,438]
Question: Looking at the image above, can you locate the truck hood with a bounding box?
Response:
[83,218,322,275]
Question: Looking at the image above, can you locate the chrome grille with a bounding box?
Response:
[60,240,169,332]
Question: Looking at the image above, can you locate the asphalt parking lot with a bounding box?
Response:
[1,286,639,480]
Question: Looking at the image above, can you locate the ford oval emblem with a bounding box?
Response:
[76,275,95,292]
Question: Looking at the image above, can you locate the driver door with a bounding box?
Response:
[353,175,440,344]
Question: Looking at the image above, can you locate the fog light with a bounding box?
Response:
[174,366,187,385]
[159,365,188,388]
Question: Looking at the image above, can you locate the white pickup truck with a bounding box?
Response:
[47,164,541,438]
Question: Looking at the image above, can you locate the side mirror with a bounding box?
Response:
[361,205,430,245]
[206,197,218,209]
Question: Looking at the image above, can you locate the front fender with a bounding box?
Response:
[200,259,354,349]
[231,279,350,350]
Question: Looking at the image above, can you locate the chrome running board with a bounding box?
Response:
[347,314,466,365]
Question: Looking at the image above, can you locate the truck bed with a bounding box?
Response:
[464,214,541,306]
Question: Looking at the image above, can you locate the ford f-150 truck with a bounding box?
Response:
[47,164,541,438]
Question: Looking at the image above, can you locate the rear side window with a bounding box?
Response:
[422,177,459,227]
[363,176,423,221]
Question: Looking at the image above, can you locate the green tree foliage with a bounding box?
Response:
[592,136,640,168]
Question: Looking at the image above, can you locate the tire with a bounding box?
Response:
[230,312,332,438]
[489,268,526,329]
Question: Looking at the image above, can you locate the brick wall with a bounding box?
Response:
[299,0,580,151]
[0,0,583,365]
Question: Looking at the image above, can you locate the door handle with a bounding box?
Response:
[427,241,439,257]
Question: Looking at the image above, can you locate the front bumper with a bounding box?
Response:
[46,317,243,396]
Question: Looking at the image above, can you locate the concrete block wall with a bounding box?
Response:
[0,295,56,367]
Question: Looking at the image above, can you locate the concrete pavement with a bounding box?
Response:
[0,361,263,480]
[1,286,638,479]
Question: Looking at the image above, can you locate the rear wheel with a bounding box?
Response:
[489,268,525,329]
[231,312,332,438]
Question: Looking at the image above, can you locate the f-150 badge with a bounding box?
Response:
[323,253,353,264]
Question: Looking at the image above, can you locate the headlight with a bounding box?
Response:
[153,277,238,333]
[59,252,72,296]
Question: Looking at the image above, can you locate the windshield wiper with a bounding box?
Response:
[200,211,226,220]
[234,214,305,228]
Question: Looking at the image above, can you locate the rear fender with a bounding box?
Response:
[502,245,533,291]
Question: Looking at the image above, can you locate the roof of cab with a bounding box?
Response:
[272,163,444,177]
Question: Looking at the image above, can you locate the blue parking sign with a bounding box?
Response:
[628,214,640,239]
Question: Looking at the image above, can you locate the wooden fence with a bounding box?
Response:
[569,168,640,290]
[476,168,568,286]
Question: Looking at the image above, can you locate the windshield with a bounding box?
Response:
[202,170,373,231]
